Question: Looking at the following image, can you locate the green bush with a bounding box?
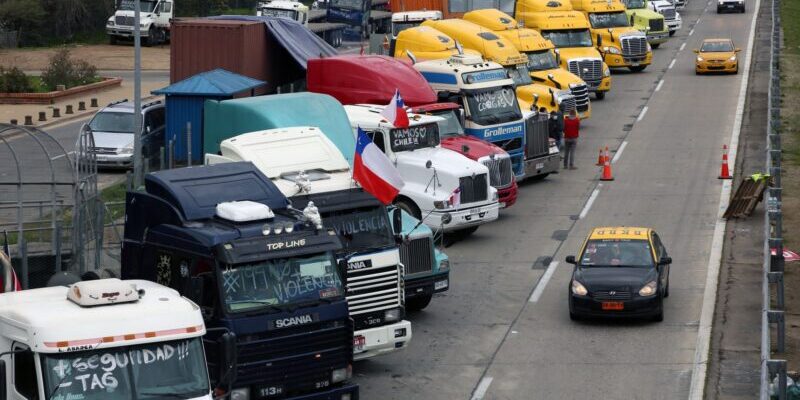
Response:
[0,67,33,93]
[40,48,99,90]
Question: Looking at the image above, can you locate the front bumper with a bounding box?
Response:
[646,31,670,44]
[498,181,519,209]
[696,60,738,73]
[106,27,150,38]
[604,51,653,68]
[286,384,359,400]
[427,201,500,232]
[569,293,662,318]
[404,271,450,300]
[665,19,682,32]
[93,152,133,168]
[353,320,412,361]
[523,153,560,179]
[717,1,745,10]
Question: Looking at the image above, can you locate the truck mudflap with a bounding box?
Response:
[524,153,560,178]
[353,319,412,361]
[288,383,359,400]
[404,271,450,299]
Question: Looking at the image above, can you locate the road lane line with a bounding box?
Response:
[50,151,75,161]
[529,262,559,303]
[579,188,601,220]
[689,28,695,36]
[688,0,760,395]
[612,141,627,164]
[470,377,493,400]
[680,42,686,51]
[669,59,677,69]
[656,79,665,92]
[637,106,649,122]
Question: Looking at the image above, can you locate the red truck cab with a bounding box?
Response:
[307,55,518,208]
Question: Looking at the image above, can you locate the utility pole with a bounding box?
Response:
[132,0,144,188]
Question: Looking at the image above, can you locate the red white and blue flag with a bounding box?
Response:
[353,128,405,205]
[449,187,461,207]
[380,89,410,128]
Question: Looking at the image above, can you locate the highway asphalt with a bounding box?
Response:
[350,0,759,398]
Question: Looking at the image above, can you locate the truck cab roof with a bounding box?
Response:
[571,0,627,12]
[391,10,443,22]
[394,26,482,60]
[0,279,204,353]
[421,19,529,66]
[463,9,555,52]
[344,104,444,133]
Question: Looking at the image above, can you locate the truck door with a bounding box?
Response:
[157,1,173,27]
[11,344,38,400]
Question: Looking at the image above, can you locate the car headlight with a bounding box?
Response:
[606,46,621,55]
[571,280,588,296]
[118,146,134,155]
[638,281,657,297]
[331,366,351,383]
[729,55,737,61]
[384,308,401,322]
[439,259,450,271]
[647,42,652,51]
[230,388,250,400]
[697,56,704,62]
[603,67,611,77]
[433,200,451,209]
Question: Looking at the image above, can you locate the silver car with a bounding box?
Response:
[85,100,165,169]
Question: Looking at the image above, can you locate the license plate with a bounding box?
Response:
[536,162,545,169]
[726,4,734,7]
[631,62,640,67]
[434,279,448,290]
[470,207,481,215]
[602,301,624,310]
[354,335,366,351]
[258,385,285,398]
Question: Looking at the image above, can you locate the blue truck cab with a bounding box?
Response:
[326,0,371,39]
[121,162,358,400]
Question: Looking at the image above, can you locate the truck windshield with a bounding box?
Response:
[330,0,362,9]
[623,0,646,8]
[465,86,522,126]
[430,109,465,138]
[589,12,631,28]
[42,337,209,400]
[259,8,298,19]
[392,21,421,37]
[389,123,440,152]
[541,29,594,48]
[506,64,533,86]
[326,206,395,252]
[89,112,135,133]
[222,251,343,313]
[118,0,158,12]
[525,50,559,71]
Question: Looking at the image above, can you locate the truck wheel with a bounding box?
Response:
[109,35,117,45]
[651,43,660,49]
[406,294,433,311]
[629,65,647,72]
[395,199,421,220]
[669,30,676,37]
[143,27,155,47]
[595,91,606,100]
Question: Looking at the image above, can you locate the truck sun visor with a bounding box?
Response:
[216,201,275,222]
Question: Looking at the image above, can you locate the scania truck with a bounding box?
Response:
[569,0,653,71]
[516,0,614,99]
[122,162,359,400]
[621,0,670,47]
[0,278,222,400]
[462,8,592,116]
[306,55,519,206]
[205,127,413,360]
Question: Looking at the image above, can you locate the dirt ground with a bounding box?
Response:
[0,44,170,71]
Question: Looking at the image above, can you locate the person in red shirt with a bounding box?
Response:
[563,110,580,169]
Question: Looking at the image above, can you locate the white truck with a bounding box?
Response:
[206,127,414,360]
[390,10,442,39]
[648,0,682,36]
[344,105,501,235]
[0,278,230,400]
[106,0,173,45]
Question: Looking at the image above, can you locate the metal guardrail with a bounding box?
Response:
[761,0,787,397]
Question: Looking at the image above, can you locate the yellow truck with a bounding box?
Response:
[516,0,613,99]
[570,0,652,72]
[463,8,591,118]
[393,25,481,61]
[420,18,577,113]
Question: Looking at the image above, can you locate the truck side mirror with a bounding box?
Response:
[392,208,402,236]
[0,359,6,400]
[458,108,466,126]
[693,49,699,54]
[659,256,672,265]
[596,34,602,47]
[217,332,238,389]
[187,276,204,306]
[565,255,576,264]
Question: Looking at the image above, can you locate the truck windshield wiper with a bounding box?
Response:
[228,300,285,314]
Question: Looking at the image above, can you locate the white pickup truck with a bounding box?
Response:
[106,0,173,45]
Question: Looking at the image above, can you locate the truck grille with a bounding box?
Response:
[567,59,602,83]
[481,156,513,188]
[525,113,550,159]
[115,15,134,26]
[593,290,633,300]
[91,147,118,155]
[570,84,591,112]
[458,174,488,204]
[346,264,401,315]
[559,96,577,113]
[400,237,434,276]
[661,7,676,20]
[206,320,352,395]
[621,36,648,56]
[649,19,665,32]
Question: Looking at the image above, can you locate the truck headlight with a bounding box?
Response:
[492,190,498,201]
[638,281,657,297]
[571,280,588,296]
[107,20,115,26]
[230,388,250,400]
[439,259,450,271]
[331,366,351,383]
[384,308,401,322]
[606,46,621,55]
[433,200,451,209]
[603,67,611,77]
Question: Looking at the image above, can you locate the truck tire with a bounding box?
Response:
[143,27,155,47]
[109,35,117,45]
[595,91,606,100]
[406,294,433,311]
[629,65,647,72]
[651,43,660,49]
[669,30,676,36]
[395,198,422,220]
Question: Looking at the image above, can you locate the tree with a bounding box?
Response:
[0,0,46,45]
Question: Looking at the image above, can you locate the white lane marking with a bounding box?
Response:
[529,262,559,303]
[689,28,695,36]
[688,0,760,395]
[50,151,75,161]
[656,79,665,92]
[579,187,601,220]
[637,106,649,122]
[697,17,702,24]
[669,59,677,69]
[471,377,494,400]
[680,42,687,51]
[612,141,628,164]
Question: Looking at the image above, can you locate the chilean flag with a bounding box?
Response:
[353,128,404,205]
[380,89,410,128]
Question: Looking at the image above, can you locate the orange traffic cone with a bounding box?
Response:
[596,147,605,166]
[600,157,614,181]
[718,144,732,179]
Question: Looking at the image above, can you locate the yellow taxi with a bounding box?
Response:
[565,227,672,321]
[694,38,741,74]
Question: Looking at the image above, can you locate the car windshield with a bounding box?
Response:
[325,206,395,252]
[389,123,440,152]
[579,239,655,267]
[42,338,209,400]
[258,8,298,19]
[222,251,343,313]
[589,12,630,28]
[330,0,362,9]
[541,29,594,48]
[464,86,522,126]
[506,64,533,86]
[525,50,559,71]
[701,41,733,52]
[392,21,422,36]
[118,0,158,12]
[623,0,646,8]
[89,111,136,133]
[429,109,464,138]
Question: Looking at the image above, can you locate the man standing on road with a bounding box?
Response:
[563,110,580,170]
[549,109,564,154]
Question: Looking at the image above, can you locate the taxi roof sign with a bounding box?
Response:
[589,227,651,240]
[67,279,141,307]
